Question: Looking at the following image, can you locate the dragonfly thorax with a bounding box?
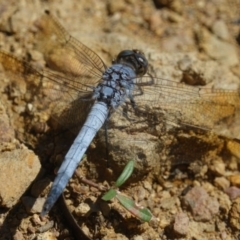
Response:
[93,64,136,108]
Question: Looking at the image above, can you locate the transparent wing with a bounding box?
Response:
[0,11,109,134]
[35,10,106,82]
[0,50,94,134]
[106,73,239,137]
[132,76,240,132]
[31,11,108,130]
[104,75,240,177]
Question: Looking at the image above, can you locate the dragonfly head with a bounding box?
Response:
[113,49,148,77]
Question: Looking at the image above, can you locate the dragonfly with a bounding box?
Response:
[0,10,239,216]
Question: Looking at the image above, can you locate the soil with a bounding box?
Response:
[0,0,240,239]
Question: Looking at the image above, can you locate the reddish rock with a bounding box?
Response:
[173,212,189,235]
[182,186,219,221]
[225,186,240,200]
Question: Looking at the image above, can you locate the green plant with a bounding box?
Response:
[101,160,154,222]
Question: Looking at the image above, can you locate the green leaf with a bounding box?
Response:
[116,193,153,222]
[102,189,117,201]
[115,160,134,187]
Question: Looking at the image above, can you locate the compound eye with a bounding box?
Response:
[117,50,133,59]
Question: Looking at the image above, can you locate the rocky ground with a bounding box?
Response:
[0,0,240,239]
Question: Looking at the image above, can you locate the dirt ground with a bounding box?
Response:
[1,0,240,239]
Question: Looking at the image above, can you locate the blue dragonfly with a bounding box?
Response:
[0,10,239,216]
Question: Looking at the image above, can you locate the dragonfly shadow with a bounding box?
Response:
[163,127,240,181]
[31,97,94,172]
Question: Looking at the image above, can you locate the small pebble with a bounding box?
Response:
[160,196,178,211]
[225,186,240,200]
[107,1,126,14]
[216,221,226,232]
[137,187,146,201]
[143,181,152,191]
[31,214,43,226]
[178,55,193,71]
[148,11,163,35]
[227,140,240,160]
[173,212,189,236]
[132,236,144,240]
[182,186,219,221]
[214,177,230,190]
[229,175,240,187]
[28,49,44,61]
[211,20,230,41]
[159,216,170,228]
[167,11,183,23]
[74,202,91,216]
[37,220,54,233]
[21,196,45,214]
[210,159,225,176]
